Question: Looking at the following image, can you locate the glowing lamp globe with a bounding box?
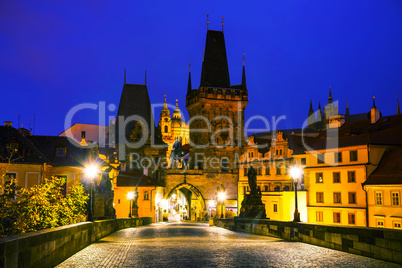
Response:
[218,191,226,202]
[127,191,135,201]
[290,166,302,180]
[85,165,98,179]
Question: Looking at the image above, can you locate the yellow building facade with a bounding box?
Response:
[238,132,308,221]
[305,113,402,228]
[363,148,402,229]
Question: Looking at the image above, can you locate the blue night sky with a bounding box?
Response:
[1,1,401,136]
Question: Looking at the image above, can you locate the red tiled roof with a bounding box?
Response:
[364,147,402,185]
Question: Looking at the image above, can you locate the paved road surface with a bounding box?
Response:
[57,222,400,267]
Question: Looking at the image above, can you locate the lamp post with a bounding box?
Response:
[132,187,139,218]
[85,164,98,222]
[290,166,302,222]
[217,186,226,219]
[127,191,135,218]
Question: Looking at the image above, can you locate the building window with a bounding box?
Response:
[333,172,340,183]
[316,192,324,203]
[393,221,402,230]
[144,191,149,200]
[316,173,323,183]
[377,219,384,228]
[118,199,120,204]
[348,213,356,225]
[392,192,400,206]
[276,165,281,175]
[221,158,229,173]
[316,211,323,222]
[56,147,65,157]
[317,154,325,164]
[375,191,383,205]
[333,212,341,223]
[301,158,306,165]
[333,192,341,204]
[6,142,19,152]
[243,168,248,176]
[265,166,270,175]
[264,185,269,192]
[164,125,168,133]
[347,171,356,183]
[273,203,278,213]
[335,152,342,163]
[350,150,358,162]
[348,192,356,204]
[256,167,262,176]
[279,149,282,155]
[243,186,250,194]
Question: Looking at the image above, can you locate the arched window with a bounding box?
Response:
[164,125,168,133]
[144,191,149,200]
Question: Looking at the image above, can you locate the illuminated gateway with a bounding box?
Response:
[114,25,248,221]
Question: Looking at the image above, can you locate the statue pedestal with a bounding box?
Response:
[238,193,266,219]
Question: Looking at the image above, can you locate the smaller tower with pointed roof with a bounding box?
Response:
[159,95,172,141]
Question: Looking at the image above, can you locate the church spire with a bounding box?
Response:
[187,61,192,94]
[397,94,400,115]
[346,99,350,116]
[317,102,323,121]
[241,53,247,90]
[328,85,333,104]
[308,99,314,116]
[200,27,230,88]
[163,95,167,109]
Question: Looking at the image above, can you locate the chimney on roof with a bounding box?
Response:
[18,128,32,137]
[370,96,381,124]
[4,121,12,127]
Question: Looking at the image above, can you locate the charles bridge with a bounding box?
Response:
[1,217,402,267]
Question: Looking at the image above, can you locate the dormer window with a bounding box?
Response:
[56,147,66,157]
[6,142,19,152]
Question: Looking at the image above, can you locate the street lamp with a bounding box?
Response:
[132,187,139,218]
[290,166,302,222]
[85,164,99,222]
[217,187,226,219]
[127,191,135,218]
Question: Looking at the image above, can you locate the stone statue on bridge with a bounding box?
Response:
[238,166,266,219]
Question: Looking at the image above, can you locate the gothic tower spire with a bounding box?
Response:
[346,99,350,116]
[187,61,192,94]
[307,99,315,128]
[200,29,230,87]
[309,99,314,115]
[317,102,323,121]
[328,85,333,104]
[241,53,247,90]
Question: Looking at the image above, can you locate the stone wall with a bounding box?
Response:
[0,217,152,268]
[214,218,402,265]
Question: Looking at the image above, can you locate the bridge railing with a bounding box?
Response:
[213,218,402,265]
[0,217,152,268]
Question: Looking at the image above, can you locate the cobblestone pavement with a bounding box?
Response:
[57,222,401,268]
